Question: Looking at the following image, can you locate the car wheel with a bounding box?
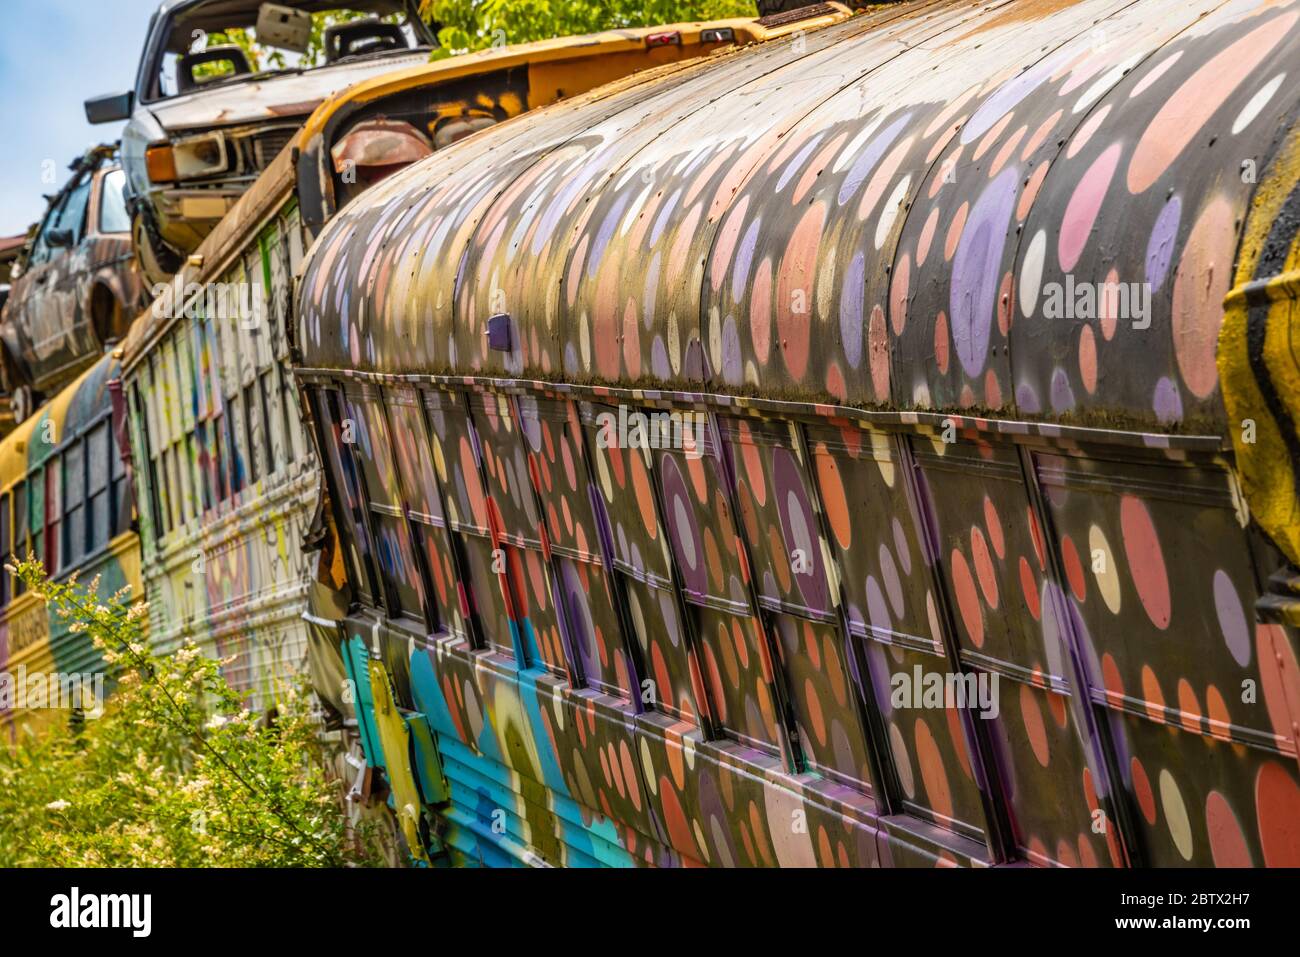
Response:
[11,385,34,425]
[132,209,182,288]
[91,284,128,348]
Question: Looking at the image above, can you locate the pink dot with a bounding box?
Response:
[983,496,1005,559]
[951,548,985,648]
[1078,324,1097,394]
[1206,790,1253,867]
[1120,495,1170,629]
[971,526,999,609]
[1059,143,1122,272]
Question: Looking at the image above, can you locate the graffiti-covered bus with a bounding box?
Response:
[113,13,841,749]
[0,354,139,739]
[293,0,1300,867]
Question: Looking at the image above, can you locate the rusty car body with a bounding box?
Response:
[0,147,143,425]
[85,0,439,284]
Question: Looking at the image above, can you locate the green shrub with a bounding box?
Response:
[0,559,383,868]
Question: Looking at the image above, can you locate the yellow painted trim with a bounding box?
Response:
[0,358,106,495]
[296,9,853,145]
[1219,126,1300,565]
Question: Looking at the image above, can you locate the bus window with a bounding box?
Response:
[583,403,704,726]
[386,388,465,640]
[315,388,377,607]
[63,439,86,568]
[0,491,10,605]
[344,386,426,628]
[44,463,61,573]
[87,422,111,550]
[111,419,131,538]
[13,480,27,596]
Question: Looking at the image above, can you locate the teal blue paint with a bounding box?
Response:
[343,635,385,768]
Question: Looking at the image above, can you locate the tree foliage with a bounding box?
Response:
[420,0,757,58]
[197,10,388,76]
[0,560,381,868]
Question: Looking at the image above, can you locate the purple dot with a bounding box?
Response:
[866,575,892,637]
[1152,376,1182,424]
[1145,195,1181,292]
[1213,569,1251,668]
[951,166,1019,378]
[840,251,866,368]
[1016,382,1042,415]
[730,217,762,306]
[651,336,671,379]
[776,133,825,193]
[837,113,912,206]
[721,315,743,385]
[1049,366,1075,413]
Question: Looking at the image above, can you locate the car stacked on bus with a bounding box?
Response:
[0,0,849,860]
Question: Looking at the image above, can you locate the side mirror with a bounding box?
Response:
[47,228,74,249]
[85,91,133,125]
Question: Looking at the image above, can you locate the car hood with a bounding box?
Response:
[148,51,432,131]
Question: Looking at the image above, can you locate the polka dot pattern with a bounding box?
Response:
[294,1,1300,869]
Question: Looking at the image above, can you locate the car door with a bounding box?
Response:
[3,198,68,386]
[24,174,94,387]
[85,167,143,344]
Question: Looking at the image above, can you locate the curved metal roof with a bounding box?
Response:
[296,0,1300,438]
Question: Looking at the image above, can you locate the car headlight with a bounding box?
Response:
[147,132,229,183]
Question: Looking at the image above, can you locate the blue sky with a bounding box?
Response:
[0,0,161,237]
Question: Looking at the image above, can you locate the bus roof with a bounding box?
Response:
[0,355,119,494]
[294,0,1300,442]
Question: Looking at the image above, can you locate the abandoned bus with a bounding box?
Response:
[116,15,843,713]
[294,0,1300,867]
[0,354,139,739]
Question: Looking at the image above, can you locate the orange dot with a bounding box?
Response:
[630,453,657,541]
[1061,535,1087,602]
[1021,683,1050,767]
[971,527,999,609]
[951,548,985,648]
[915,718,954,822]
[1140,665,1166,722]
[1256,761,1300,867]
[1046,688,1068,729]
[1019,557,1040,620]
[1176,678,1203,734]
[1101,652,1124,701]
[1205,684,1231,741]
[1131,757,1157,824]
[983,496,1005,559]
[816,452,852,551]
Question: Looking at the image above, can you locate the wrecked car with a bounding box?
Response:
[0,146,143,424]
[84,0,438,284]
[0,233,27,315]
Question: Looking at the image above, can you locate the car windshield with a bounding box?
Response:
[31,176,93,263]
[148,1,432,101]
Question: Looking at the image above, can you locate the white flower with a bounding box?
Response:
[205,715,228,731]
[45,799,70,811]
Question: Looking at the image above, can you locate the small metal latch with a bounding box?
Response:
[646,30,682,47]
[486,313,512,352]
